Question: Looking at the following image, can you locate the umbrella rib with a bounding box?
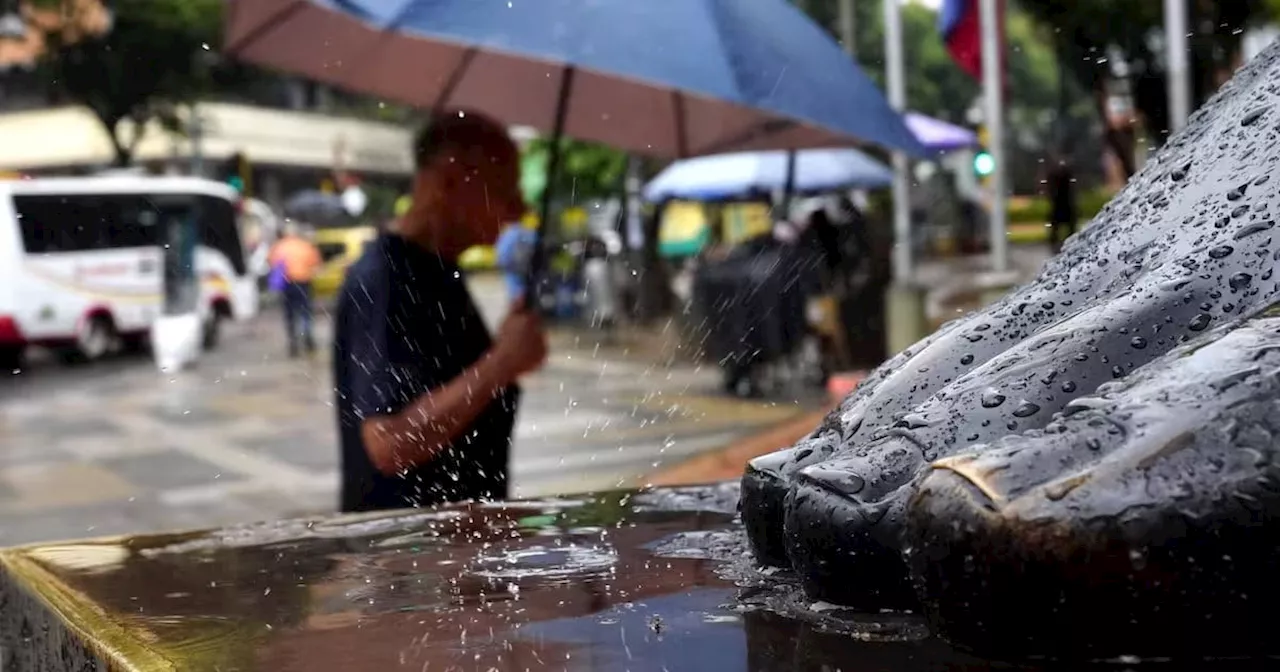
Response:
[433,46,480,113]
[699,118,797,156]
[528,66,577,288]
[671,91,689,158]
[225,0,307,56]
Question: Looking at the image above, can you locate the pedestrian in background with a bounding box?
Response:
[268,222,322,357]
[495,217,538,303]
[1047,152,1078,252]
[332,110,546,513]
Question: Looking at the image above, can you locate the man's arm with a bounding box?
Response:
[360,351,515,476]
[346,279,546,477]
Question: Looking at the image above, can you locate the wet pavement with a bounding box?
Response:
[0,276,815,548]
[1,482,1274,671]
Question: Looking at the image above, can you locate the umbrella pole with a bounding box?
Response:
[528,66,577,304]
[780,149,798,218]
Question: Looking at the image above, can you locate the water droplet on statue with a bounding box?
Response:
[1012,401,1041,418]
[981,389,1007,408]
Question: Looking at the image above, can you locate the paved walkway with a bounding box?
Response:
[0,278,820,547]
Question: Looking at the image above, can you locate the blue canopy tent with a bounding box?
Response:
[644,148,893,203]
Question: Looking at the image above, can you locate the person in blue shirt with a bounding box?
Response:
[332,111,548,512]
[495,219,537,302]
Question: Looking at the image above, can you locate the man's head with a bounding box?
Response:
[400,110,525,258]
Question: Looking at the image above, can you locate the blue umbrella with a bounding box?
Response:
[226,0,924,159]
[225,0,925,281]
[644,148,892,202]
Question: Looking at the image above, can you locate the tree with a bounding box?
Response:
[800,1,1078,191]
[37,0,231,166]
[521,137,628,209]
[802,0,979,123]
[1020,0,1278,177]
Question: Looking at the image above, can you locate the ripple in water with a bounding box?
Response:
[470,543,619,582]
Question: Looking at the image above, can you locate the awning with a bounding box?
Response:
[0,103,424,175]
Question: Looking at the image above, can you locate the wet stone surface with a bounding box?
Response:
[0,483,1277,671]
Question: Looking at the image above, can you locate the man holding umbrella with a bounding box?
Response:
[332,111,547,513]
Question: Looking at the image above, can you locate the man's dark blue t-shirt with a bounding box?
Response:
[333,234,519,512]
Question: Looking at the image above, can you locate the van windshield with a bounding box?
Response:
[14,192,247,276]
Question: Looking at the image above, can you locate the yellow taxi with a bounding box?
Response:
[313,225,378,300]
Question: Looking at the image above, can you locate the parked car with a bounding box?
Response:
[312,225,378,300]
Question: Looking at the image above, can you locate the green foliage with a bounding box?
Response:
[521,137,628,207]
[39,0,232,166]
[1008,188,1113,224]
[1019,0,1278,152]
[801,1,1059,124]
[800,1,1089,191]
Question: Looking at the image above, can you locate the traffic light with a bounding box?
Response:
[974,150,995,177]
[973,124,993,178]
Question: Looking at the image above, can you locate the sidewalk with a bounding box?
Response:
[915,245,1052,327]
[645,405,832,486]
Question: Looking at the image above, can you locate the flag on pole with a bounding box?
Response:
[939,0,1005,85]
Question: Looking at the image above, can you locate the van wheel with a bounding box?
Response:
[72,315,116,363]
[0,346,24,372]
[202,313,223,351]
[121,333,149,353]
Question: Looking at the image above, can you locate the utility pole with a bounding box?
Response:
[980,0,1008,273]
[884,0,910,283]
[838,0,856,56]
[189,109,205,178]
[1164,0,1190,133]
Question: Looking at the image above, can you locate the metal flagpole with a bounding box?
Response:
[1164,0,1190,133]
[980,0,1008,273]
[884,0,911,283]
[839,0,856,56]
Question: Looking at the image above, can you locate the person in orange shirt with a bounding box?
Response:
[268,223,323,356]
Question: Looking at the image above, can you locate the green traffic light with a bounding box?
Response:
[227,176,245,192]
[974,151,995,177]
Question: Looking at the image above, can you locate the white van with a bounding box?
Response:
[0,176,259,366]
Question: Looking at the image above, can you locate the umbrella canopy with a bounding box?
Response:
[904,112,978,153]
[283,190,357,227]
[225,0,925,159]
[643,148,892,202]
